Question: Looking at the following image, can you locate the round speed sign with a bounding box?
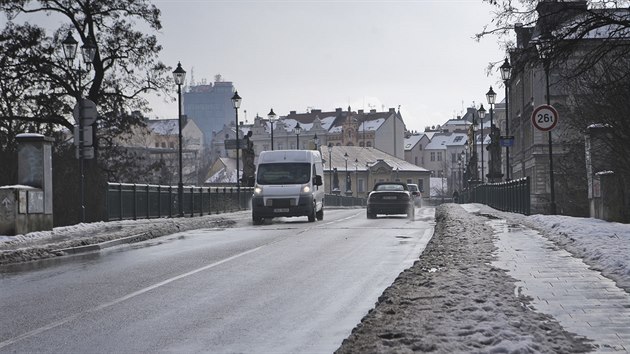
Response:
[531,104,559,131]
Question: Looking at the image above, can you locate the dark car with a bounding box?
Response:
[366,182,414,219]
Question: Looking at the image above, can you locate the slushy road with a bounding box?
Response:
[0,207,434,353]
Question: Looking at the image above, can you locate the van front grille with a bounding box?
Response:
[271,198,292,207]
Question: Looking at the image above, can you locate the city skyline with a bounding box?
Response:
[149,0,508,133]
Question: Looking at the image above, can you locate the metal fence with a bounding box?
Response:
[459,177,531,215]
[106,183,253,221]
[325,194,366,207]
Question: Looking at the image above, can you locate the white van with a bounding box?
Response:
[251,150,325,224]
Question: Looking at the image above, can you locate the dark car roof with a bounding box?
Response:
[372,182,409,191]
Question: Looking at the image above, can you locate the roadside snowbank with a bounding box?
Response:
[336,204,594,353]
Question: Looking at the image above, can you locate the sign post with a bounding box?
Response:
[532,104,559,215]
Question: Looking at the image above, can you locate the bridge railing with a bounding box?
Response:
[325,194,366,207]
[459,177,531,215]
[106,183,253,221]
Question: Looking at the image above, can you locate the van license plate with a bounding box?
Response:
[274,208,289,213]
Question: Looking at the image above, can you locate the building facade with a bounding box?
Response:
[183,80,236,146]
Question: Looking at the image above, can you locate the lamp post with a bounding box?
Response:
[471,112,478,183]
[536,32,556,214]
[294,122,302,149]
[477,104,486,183]
[486,86,497,182]
[62,31,96,223]
[354,158,358,197]
[344,152,349,194]
[171,62,187,217]
[328,143,333,193]
[231,91,242,206]
[500,58,512,181]
[312,134,319,151]
[365,162,370,192]
[457,160,462,191]
[268,108,276,150]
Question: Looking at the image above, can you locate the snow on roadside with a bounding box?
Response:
[467,204,630,292]
[335,204,593,353]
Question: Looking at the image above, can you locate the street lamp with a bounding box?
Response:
[344,152,349,194]
[327,143,333,193]
[312,134,319,151]
[294,122,302,149]
[486,86,497,182]
[500,58,512,181]
[62,31,96,223]
[477,104,486,183]
[354,158,358,197]
[231,91,242,206]
[172,62,186,217]
[536,32,556,214]
[268,108,276,150]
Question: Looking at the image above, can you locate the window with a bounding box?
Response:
[161,142,166,148]
[366,141,372,147]
[452,153,457,163]
[430,152,436,161]
[414,157,418,165]
[437,152,442,161]
[417,179,424,192]
[169,142,175,149]
[155,143,159,148]
[358,178,364,193]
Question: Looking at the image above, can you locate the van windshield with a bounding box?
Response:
[257,163,311,185]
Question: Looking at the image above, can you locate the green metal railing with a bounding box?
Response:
[459,177,531,215]
[106,183,253,221]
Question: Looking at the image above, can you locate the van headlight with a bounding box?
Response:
[301,184,311,194]
[254,186,263,196]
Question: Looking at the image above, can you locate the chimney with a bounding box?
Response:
[290,110,296,115]
[335,108,342,113]
[388,108,395,113]
[370,109,376,113]
[311,109,321,114]
[358,109,364,114]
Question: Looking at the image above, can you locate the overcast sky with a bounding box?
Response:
[4,0,508,133]
[148,0,508,132]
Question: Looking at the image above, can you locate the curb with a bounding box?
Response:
[54,232,149,255]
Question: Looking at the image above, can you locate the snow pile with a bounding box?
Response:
[0,215,236,265]
[336,204,593,353]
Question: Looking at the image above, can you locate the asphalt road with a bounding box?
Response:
[0,207,435,353]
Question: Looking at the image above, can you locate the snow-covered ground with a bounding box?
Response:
[473,204,630,292]
[336,204,629,353]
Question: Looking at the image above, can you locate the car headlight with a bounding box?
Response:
[254,186,263,195]
[301,184,311,194]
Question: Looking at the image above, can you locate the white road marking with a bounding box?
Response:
[0,246,265,349]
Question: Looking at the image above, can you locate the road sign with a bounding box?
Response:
[73,99,98,126]
[531,104,559,131]
[73,125,93,147]
[75,146,94,159]
[499,135,515,147]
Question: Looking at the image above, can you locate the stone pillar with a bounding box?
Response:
[0,134,54,235]
[17,134,54,214]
